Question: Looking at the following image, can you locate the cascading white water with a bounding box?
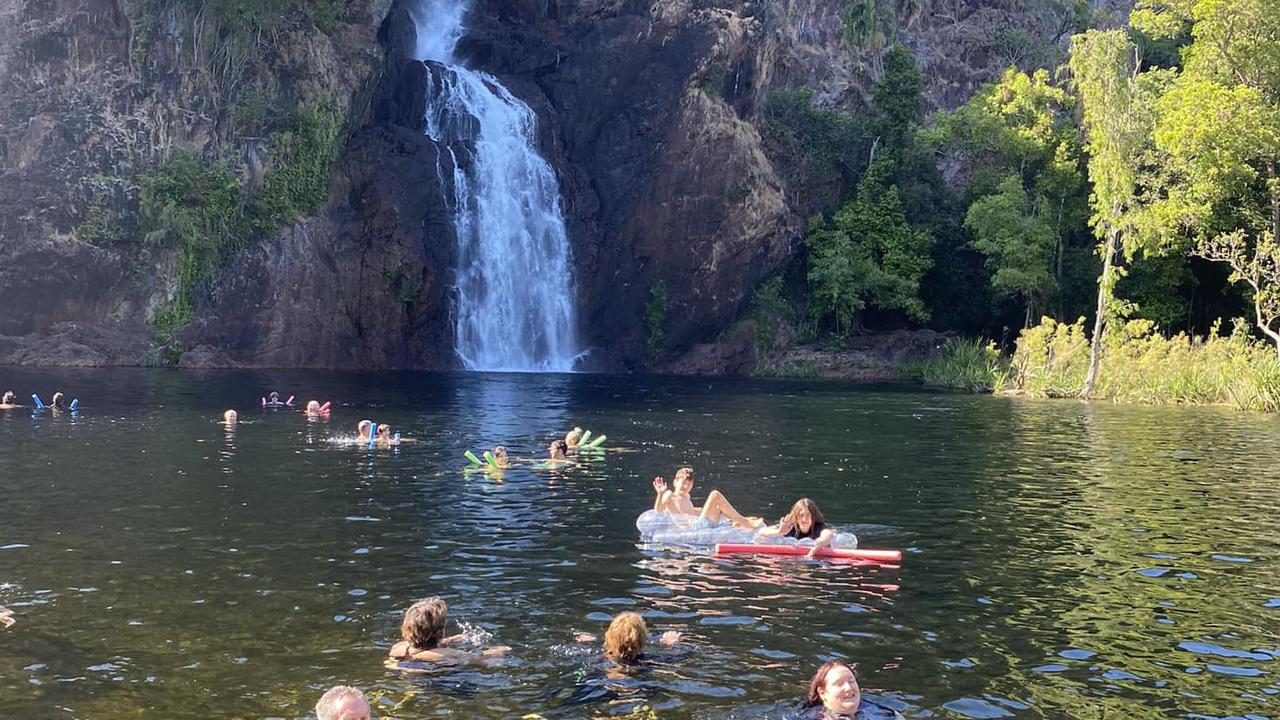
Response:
[410,0,581,372]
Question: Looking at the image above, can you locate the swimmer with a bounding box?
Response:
[357,420,372,441]
[758,498,836,559]
[263,391,291,408]
[575,611,682,664]
[0,605,14,629]
[492,445,512,468]
[386,597,508,666]
[315,685,372,720]
[545,439,576,465]
[565,426,584,449]
[50,391,67,410]
[651,467,763,530]
[0,390,19,409]
[223,409,238,425]
[306,399,331,419]
[804,660,861,719]
[376,424,400,446]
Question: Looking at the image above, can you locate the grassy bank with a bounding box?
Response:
[909,318,1280,412]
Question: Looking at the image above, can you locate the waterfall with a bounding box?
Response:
[410,0,581,372]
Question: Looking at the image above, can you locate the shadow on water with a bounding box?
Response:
[0,368,1278,718]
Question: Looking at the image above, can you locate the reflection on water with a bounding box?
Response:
[0,369,1278,719]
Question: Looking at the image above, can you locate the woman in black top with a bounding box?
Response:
[757,498,836,558]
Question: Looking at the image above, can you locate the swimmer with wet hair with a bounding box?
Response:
[376,424,400,446]
[386,597,508,666]
[545,439,576,465]
[651,467,763,530]
[223,409,238,425]
[50,392,67,410]
[0,390,19,409]
[357,420,372,441]
[804,660,862,718]
[306,399,332,420]
[575,611,682,663]
[758,498,835,559]
[315,685,371,720]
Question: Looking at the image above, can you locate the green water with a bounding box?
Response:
[0,369,1277,719]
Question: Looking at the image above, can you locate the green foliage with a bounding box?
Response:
[874,45,923,152]
[906,338,1010,393]
[965,175,1059,322]
[139,109,343,357]
[750,276,792,353]
[251,109,341,233]
[806,157,934,333]
[841,0,891,52]
[78,201,123,246]
[229,82,281,136]
[645,281,668,362]
[762,88,868,208]
[140,150,246,345]
[1007,316,1280,409]
[1116,252,1196,330]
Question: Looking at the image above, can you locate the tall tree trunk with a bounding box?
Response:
[1081,227,1118,399]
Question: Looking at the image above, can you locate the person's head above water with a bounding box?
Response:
[377,424,392,439]
[783,498,825,535]
[357,420,372,439]
[315,685,372,720]
[672,467,694,496]
[565,427,584,447]
[548,439,569,460]
[306,400,320,413]
[1,390,14,405]
[269,391,280,402]
[50,391,65,408]
[401,597,448,650]
[223,409,237,424]
[805,660,861,716]
[604,611,648,662]
[493,446,509,466]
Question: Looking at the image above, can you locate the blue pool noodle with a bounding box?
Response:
[31,394,44,409]
[368,422,378,448]
[69,398,79,412]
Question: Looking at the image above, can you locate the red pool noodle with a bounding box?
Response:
[715,544,902,563]
[319,401,331,413]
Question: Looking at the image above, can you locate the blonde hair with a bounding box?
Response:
[401,597,448,649]
[604,611,648,662]
[565,427,584,445]
[674,467,694,483]
[315,685,367,720]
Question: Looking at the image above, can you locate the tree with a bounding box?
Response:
[965,176,1058,326]
[806,157,934,333]
[924,68,1089,323]
[1132,0,1280,354]
[1067,30,1164,397]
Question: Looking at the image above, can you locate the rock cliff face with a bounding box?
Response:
[0,0,1107,369]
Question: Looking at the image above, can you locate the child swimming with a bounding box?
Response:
[651,467,762,530]
[758,498,836,559]
[575,611,682,663]
[223,409,238,425]
[0,390,19,409]
[386,597,508,667]
[357,420,372,440]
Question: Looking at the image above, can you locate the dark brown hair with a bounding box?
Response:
[782,498,825,531]
[401,597,448,649]
[805,660,855,708]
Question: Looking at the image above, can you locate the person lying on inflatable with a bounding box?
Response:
[651,467,763,530]
[757,498,836,559]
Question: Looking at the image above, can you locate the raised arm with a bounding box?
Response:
[652,476,673,512]
[757,515,793,538]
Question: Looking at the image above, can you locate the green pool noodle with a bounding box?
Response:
[579,429,592,444]
[464,450,483,465]
[483,451,499,469]
[586,434,607,448]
